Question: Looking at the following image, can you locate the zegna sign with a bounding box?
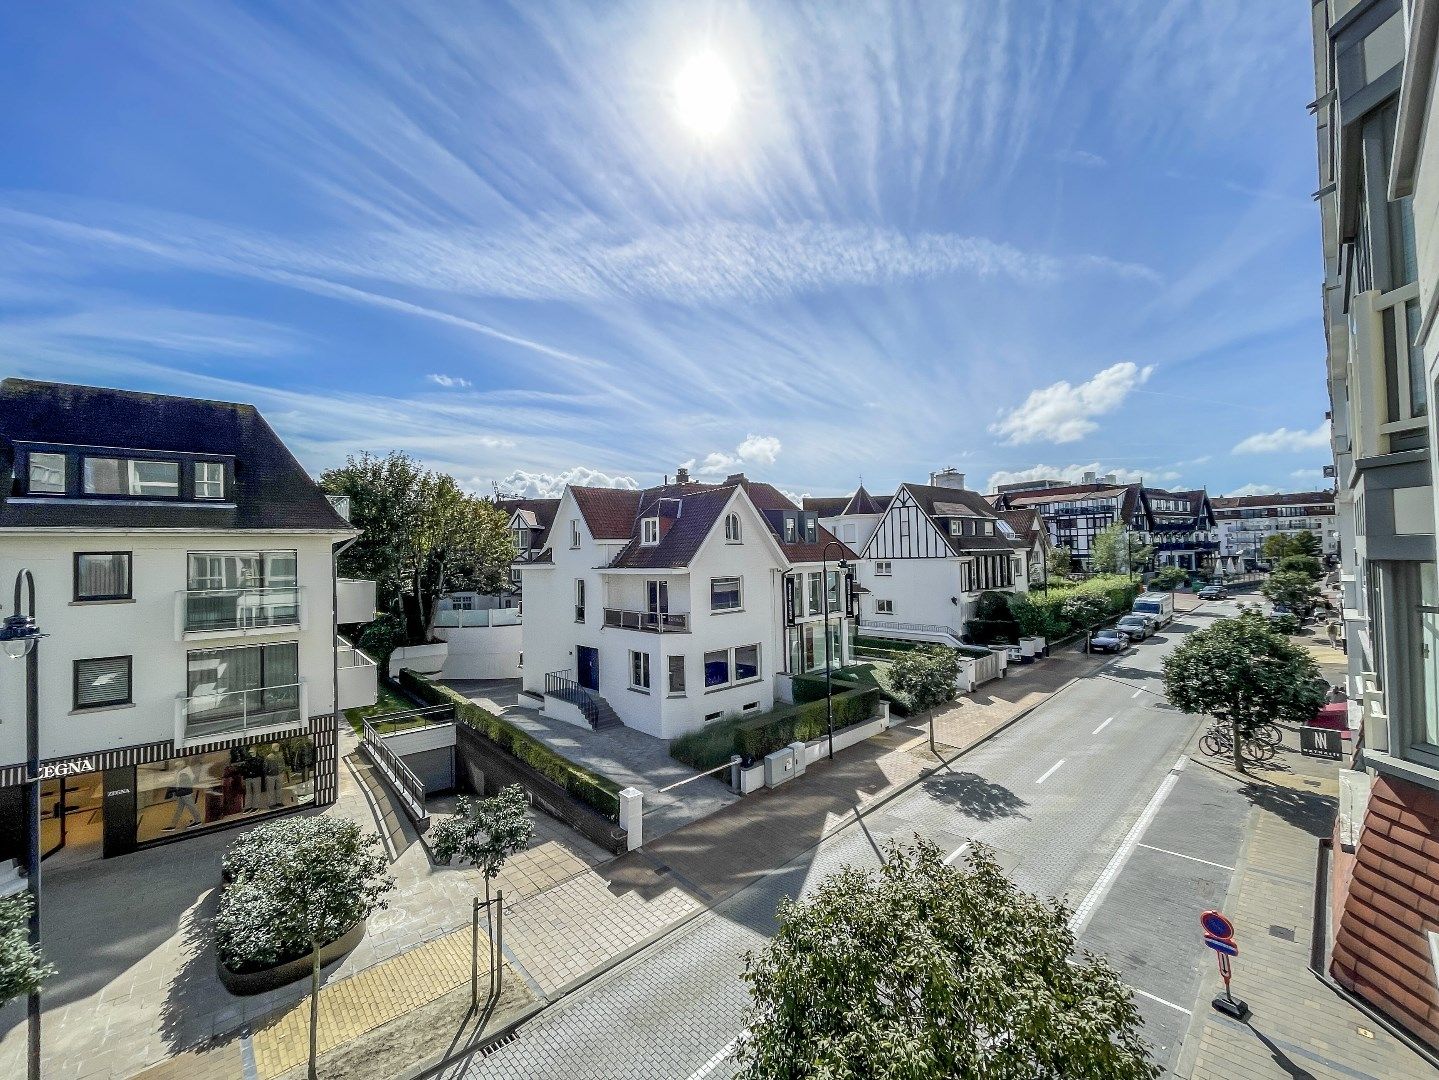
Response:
[35,756,96,780]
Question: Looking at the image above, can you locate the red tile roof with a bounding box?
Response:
[1331,773,1439,1048]
[570,486,643,540]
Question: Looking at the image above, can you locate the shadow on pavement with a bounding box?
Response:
[920,768,1029,822]
[1243,1021,1320,1080]
[1238,782,1334,840]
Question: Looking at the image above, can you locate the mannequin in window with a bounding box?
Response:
[165,766,203,830]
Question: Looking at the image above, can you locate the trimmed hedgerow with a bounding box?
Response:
[1006,575,1139,643]
[398,670,622,819]
[669,686,882,770]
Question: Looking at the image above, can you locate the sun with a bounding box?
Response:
[672,51,738,138]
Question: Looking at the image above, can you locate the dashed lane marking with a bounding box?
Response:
[1133,987,1193,1015]
[943,842,971,865]
[1092,715,1115,735]
[1035,760,1065,785]
[684,1035,742,1080]
[1136,842,1236,873]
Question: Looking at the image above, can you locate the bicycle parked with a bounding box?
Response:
[1200,724,1276,764]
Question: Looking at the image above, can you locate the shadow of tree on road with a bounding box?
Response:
[1239,782,1334,839]
[921,769,1029,822]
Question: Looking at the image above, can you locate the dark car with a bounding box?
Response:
[1087,629,1129,653]
[1199,585,1229,600]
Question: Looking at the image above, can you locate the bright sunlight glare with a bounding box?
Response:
[672,51,739,137]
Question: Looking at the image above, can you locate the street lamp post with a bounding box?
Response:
[820,542,849,762]
[1,569,45,1080]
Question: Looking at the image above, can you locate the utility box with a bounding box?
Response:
[764,746,796,788]
[788,741,808,777]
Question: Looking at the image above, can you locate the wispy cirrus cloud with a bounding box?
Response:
[426,373,471,389]
[1232,422,1330,454]
[989,362,1154,445]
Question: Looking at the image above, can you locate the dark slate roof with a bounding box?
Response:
[608,487,734,568]
[993,482,1144,525]
[806,487,892,518]
[1211,490,1336,510]
[498,497,559,544]
[900,483,1026,556]
[0,379,350,532]
[845,485,889,515]
[802,495,849,516]
[996,508,1044,545]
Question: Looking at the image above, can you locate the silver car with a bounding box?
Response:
[1115,615,1153,641]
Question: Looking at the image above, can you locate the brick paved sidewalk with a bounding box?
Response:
[1174,745,1432,1080]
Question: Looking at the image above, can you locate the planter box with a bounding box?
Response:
[1019,636,1045,658]
[218,918,366,996]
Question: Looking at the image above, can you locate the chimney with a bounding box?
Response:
[1102,473,1118,485]
[1082,470,1097,485]
[929,467,967,490]
[675,466,690,485]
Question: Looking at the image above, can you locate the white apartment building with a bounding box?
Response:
[810,470,1030,645]
[0,380,376,867]
[519,472,857,740]
[1210,491,1338,561]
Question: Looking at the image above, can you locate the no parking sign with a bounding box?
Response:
[1200,910,1248,1019]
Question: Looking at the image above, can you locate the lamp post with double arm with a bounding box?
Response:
[1,569,45,1080]
[820,541,850,762]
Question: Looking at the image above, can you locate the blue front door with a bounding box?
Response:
[577,646,599,691]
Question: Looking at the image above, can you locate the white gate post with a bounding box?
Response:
[619,786,643,850]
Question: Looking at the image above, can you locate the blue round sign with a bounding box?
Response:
[1201,910,1234,939]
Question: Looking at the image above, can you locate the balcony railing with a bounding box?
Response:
[602,608,689,632]
[433,606,522,628]
[176,680,306,744]
[337,637,378,711]
[180,586,303,634]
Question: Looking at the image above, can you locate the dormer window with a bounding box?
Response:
[784,516,797,543]
[28,452,65,494]
[804,513,817,543]
[194,461,225,500]
[725,512,742,543]
[642,517,660,545]
[949,519,961,536]
[83,456,179,498]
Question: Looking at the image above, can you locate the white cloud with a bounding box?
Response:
[497,467,639,499]
[684,433,783,476]
[427,373,471,388]
[1290,468,1324,480]
[1225,483,1280,498]
[1232,421,1330,454]
[985,461,1180,492]
[989,362,1154,444]
[1055,149,1107,168]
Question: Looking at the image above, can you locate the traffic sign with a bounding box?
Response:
[1203,935,1239,956]
[1200,910,1235,939]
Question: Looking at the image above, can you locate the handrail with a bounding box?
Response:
[544,670,603,728]
[183,585,302,632]
[361,717,430,825]
[858,617,963,643]
[602,608,689,632]
[181,680,303,738]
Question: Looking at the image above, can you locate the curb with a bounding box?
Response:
[402,996,550,1080]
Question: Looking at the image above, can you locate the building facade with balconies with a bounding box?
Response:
[1312,0,1439,1051]
[1211,490,1339,562]
[0,379,376,866]
[519,472,857,740]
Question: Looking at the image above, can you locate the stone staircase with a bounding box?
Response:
[544,674,624,730]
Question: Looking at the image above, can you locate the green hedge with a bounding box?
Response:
[669,686,881,770]
[791,672,863,704]
[397,670,622,819]
[1008,575,1138,642]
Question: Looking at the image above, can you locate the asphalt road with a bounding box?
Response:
[464,600,1242,1079]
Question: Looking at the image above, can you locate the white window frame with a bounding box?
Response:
[874,560,892,576]
[28,451,65,494]
[570,520,581,548]
[629,650,651,691]
[194,461,225,500]
[711,576,743,612]
[875,599,894,615]
[724,512,742,543]
[642,517,660,545]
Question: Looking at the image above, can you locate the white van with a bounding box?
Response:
[1131,591,1175,628]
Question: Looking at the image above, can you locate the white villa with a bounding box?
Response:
[518,471,859,740]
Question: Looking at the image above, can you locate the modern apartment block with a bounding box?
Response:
[808,470,1030,645]
[0,380,376,867]
[989,475,1219,573]
[1311,0,1439,1050]
[1210,490,1339,562]
[519,472,857,740]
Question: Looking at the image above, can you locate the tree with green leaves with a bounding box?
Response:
[431,785,534,1005]
[1261,570,1322,620]
[1046,544,1074,580]
[0,893,53,1007]
[1289,530,1321,558]
[1150,566,1189,591]
[1161,611,1325,773]
[736,838,1160,1080]
[1090,522,1153,576]
[888,645,961,754]
[1277,554,1324,581]
[217,817,394,1080]
[321,451,515,643]
[1262,533,1297,562]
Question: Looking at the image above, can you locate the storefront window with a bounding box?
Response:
[134,736,316,844]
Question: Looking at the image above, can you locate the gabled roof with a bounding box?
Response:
[608,487,734,569]
[1211,490,1337,510]
[806,487,892,518]
[898,483,1026,555]
[570,486,643,540]
[0,379,350,532]
[498,497,559,546]
[996,508,1045,545]
[845,484,888,516]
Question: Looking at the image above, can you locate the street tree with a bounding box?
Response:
[1161,611,1325,772]
[1262,533,1297,562]
[216,817,394,1080]
[1290,530,1321,558]
[1090,523,1151,575]
[0,893,53,1007]
[431,785,535,1005]
[888,646,961,754]
[321,451,514,643]
[1150,566,1189,591]
[736,838,1160,1080]
[1046,544,1074,580]
[1261,570,1322,620]
[1277,554,1324,581]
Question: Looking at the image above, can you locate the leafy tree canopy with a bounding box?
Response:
[888,646,960,717]
[1277,554,1324,581]
[0,893,53,1007]
[1046,545,1074,579]
[1261,570,1322,619]
[1289,530,1321,558]
[431,785,534,878]
[1090,523,1152,576]
[737,839,1160,1080]
[1150,566,1189,591]
[321,451,514,643]
[1161,611,1325,740]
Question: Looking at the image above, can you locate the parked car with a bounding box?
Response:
[1130,591,1175,628]
[1115,615,1153,641]
[1198,585,1229,600]
[1087,628,1129,654]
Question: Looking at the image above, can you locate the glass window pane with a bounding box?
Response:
[195,462,225,499]
[83,457,125,494]
[668,655,685,694]
[28,452,65,493]
[75,656,131,708]
[711,577,741,611]
[735,645,759,681]
[704,649,729,687]
[76,553,130,600]
[131,460,179,496]
[1408,299,1427,416]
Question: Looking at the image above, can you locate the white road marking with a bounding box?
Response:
[1069,756,1188,934]
[1035,760,1065,785]
[685,1036,742,1080]
[1136,842,1235,872]
[1131,687,1145,699]
[943,842,971,865]
[1133,987,1193,1014]
[1092,715,1115,735]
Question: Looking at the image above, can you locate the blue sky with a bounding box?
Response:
[0,1,1327,500]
